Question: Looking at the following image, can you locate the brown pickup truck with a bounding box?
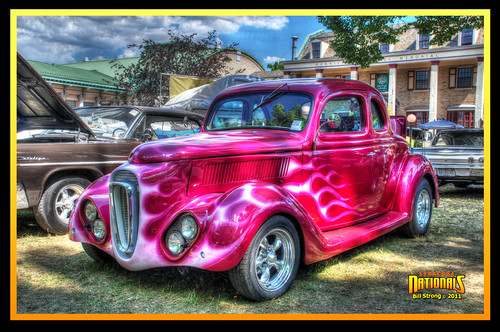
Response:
[17,53,203,234]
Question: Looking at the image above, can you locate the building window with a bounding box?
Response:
[456,67,473,88]
[408,70,430,90]
[406,111,428,126]
[415,70,429,90]
[380,43,390,53]
[449,67,477,88]
[461,29,473,45]
[447,110,475,128]
[311,42,321,58]
[419,34,430,49]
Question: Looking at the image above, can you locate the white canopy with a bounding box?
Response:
[164,75,264,112]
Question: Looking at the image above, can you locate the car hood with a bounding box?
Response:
[129,130,306,164]
[17,53,94,137]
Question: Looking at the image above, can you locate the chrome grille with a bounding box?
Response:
[109,170,139,259]
[202,157,291,186]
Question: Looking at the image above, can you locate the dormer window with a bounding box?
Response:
[461,29,473,45]
[419,34,430,49]
[380,43,390,53]
[312,41,321,58]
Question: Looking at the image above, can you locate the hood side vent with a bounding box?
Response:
[202,157,290,186]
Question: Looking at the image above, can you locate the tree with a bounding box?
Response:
[317,16,484,68]
[267,61,284,71]
[111,30,240,106]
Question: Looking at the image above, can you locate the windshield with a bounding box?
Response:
[205,92,313,132]
[76,107,141,138]
[432,130,484,147]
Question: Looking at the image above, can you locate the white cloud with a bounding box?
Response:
[237,16,288,30]
[263,56,286,64]
[16,15,290,64]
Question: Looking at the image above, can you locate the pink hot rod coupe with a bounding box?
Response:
[69,78,438,301]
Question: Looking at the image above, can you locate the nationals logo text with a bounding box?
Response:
[408,271,466,294]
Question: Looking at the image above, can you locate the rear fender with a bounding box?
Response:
[391,154,439,216]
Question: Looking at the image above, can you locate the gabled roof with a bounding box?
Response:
[61,47,264,75]
[60,57,138,77]
[27,60,123,92]
[295,29,325,60]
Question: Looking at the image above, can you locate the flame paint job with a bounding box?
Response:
[69,78,438,272]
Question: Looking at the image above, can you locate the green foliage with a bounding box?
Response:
[267,61,285,71]
[111,30,240,106]
[270,103,303,127]
[413,16,484,46]
[317,16,484,68]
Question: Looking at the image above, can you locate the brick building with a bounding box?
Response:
[283,27,485,128]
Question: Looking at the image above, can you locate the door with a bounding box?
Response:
[305,92,382,231]
[369,97,398,211]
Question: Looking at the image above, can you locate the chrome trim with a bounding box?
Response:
[109,171,139,259]
[17,160,126,167]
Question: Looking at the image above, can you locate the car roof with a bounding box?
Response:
[214,78,380,100]
[74,105,204,122]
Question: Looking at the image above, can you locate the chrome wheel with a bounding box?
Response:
[55,184,84,224]
[229,215,300,301]
[254,228,295,292]
[415,189,431,229]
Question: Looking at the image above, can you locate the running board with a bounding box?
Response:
[312,211,410,263]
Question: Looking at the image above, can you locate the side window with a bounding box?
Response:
[370,101,385,131]
[207,100,245,130]
[320,96,364,133]
[149,119,200,139]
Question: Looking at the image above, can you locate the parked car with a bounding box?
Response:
[413,128,484,187]
[17,53,204,234]
[69,78,438,301]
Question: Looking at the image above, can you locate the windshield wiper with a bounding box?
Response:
[251,83,288,112]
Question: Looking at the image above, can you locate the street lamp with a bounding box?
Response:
[407,114,417,154]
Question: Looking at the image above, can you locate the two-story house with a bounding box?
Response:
[283,27,485,128]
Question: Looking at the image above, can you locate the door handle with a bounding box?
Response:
[366,152,376,156]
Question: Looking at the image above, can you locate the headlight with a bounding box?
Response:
[181,215,198,240]
[164,213,199,257]
[83,200,106,242]
[84,200,97,222]
[92,219,106,241]
[167,231,186,255]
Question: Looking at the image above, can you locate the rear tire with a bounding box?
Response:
[229,215,300,301]
[400,178,433,238]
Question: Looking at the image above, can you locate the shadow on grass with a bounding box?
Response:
[15,186,485,314]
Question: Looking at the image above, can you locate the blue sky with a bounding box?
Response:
[16,15,327,69]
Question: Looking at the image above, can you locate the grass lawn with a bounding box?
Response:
[14,185,487,318]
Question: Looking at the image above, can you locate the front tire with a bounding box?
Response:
[34,176,90,234]
[82,243,114,264]
[400,178,433,238]
[229,215,300,301]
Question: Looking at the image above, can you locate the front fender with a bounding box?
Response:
[69,174,111,244]
[391,153,439,215]
[189,182,309,271]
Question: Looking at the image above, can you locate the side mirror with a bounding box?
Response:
[313,121,335,150]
